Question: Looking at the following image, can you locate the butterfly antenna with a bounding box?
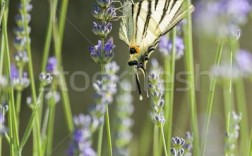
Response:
[135,73,143,100]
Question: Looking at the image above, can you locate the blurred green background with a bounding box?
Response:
[5,0,252,155]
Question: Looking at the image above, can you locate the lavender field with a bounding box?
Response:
[0,0,252,156]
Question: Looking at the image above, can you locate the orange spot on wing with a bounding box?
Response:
[130,45,140,54]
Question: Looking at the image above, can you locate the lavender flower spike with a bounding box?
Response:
[159,36,184,60]
[90,0,117,65]
[90,61,119,126]
[235,49,252,75]
[67,114,96,156]
[148,59,165,126]
[114,80,134,156]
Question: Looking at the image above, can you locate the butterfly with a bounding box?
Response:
[119,0,194,99]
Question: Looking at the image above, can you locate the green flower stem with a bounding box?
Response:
[184,0,200,155]
[55,87,73,145]
[106,106,113,156]
[0,0,4,75]
[250,131,252,156]
[235,79,249,155]
[0,30,4,105]
[164,29,176,151]
[3,3,20,154]
[224,113,231,156]
[52,0,74,132]
[0,105,5,156]
[201,42,223,154]
[16,67,24,129]
[4,133,10,144]
[160,126,168,156]
[96,34,113,155]
[15,91,22,128]
[42,0,60,154]
[97,66,113,156]
[139,118,152,156]
[19,88,44,151]
[97,63,105,156]
[0,31,4,77]
[39,0,55,126]
[20,0,43,155]
[41,2,53,72]
[2,12,14,156]
[58,0,69,46]
[223,41,234,131]
[0,137,1,156]
[223,81,234,131]
[153,125,159,156]
[97,121,104,156]
[0,1,5,28]
[45,94,56,156]
[102,38,113,156]
[41,108,50,155]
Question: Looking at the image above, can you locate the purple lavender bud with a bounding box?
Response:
[80,143,96,156]
[72,129,86,143]
[92,22,112,37]
[14,36,27,50]
[96,0,111,8]
[10,64,19,79]
[0,113,4,125]
[89,40,102,56]
[235,49,252,74]
[104,6,116,20]
[11,65,30,91]
[158,36,169,51]
[74,114,94,129]
[176,20,186,34]
[15,14,31,26]
[104,37,115,56]
[91,5,103,20]
[18,3,33,12]
[159,36,184,60]
[89,38,115,64]
[14,51,29,67]
[105,60,119,74]
[45,91,61,104]
[46,57,58,74]
[152,113,165,126]
[13,26,31,37]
